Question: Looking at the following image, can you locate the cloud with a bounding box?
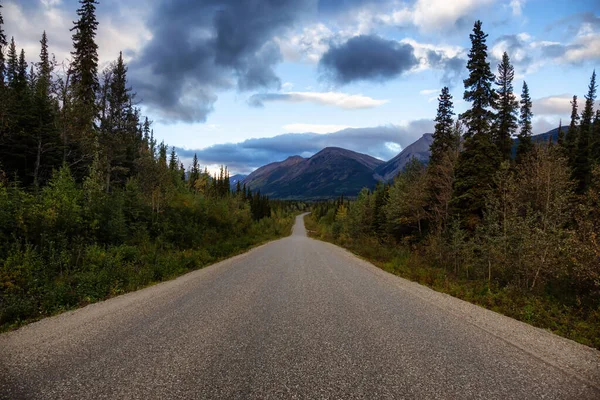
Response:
[281,124,355,134]
[532,94,573,116]
[128,0,313,123]
[491,33,534,73]
[509,0,525,16]
[248,91,388,109]
[538,13,600,65]
[320,35,418,84]
[176,121,434,174]
[376,0,495,33]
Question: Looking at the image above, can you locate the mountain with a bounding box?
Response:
[375,134,434,182]
[241,127,562,199]
[242,148,383,199]
[229,174,248,189]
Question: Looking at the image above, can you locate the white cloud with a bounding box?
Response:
[532,94,573,116]
[378,0,495,33]
[561,32,600,64]
[419,89,439,95]
[251,91,389,110]
[282,124,355,134]
[509,0,526,16]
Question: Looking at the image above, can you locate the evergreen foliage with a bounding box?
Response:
[516,81,533,162]
[573,71,597,193]
[495,52,519,160]
[452,21,499,227]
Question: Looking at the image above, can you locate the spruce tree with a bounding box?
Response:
[516,81,533,162]
[429,87,455,166]
[557,119,564,147]
[451,21,499,228]
[0,4,6,87]
[461,21,497,140]
[70,0,99,142]
[495,52,519,160]
[565,95,580,165]
[6,37,17,87]
[592,110,600,163]
[573,70,597,192]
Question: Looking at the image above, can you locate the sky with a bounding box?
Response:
[4,0,600,174]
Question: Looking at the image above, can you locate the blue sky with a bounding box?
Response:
[5,0,599,174]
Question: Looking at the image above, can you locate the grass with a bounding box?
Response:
[1,215,297,333]
[304,215,600,350]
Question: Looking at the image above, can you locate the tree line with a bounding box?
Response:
[0,0,305,329]
[309,21,600,348]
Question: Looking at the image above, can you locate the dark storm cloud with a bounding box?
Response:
[129,0,312,123]
[319,35,419,84]
[176,121,434,174]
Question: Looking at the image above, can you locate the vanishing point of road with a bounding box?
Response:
[1,213,599,399]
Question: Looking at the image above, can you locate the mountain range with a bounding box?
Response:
[241,128,558,199]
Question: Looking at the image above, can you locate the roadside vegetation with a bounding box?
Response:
[0,1,306,331]
[307,21,600,349]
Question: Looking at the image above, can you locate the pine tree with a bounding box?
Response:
[6,37,17,87]
[168,147,178,170]
[451,21,499,228]
[32,32,61,188]
[495,52,519,160]
[0,4,6,87]
[573,70,597,192]
[565,95,580,165]
[592,110,600,163]
[461,21,497,140]
[516,81,533,162]
[430,87,455,166]
[69,0,99,148]
[557,119,564,147]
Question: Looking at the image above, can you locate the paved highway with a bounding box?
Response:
[1,213,599,399]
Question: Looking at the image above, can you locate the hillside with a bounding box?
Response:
[242,148,383,199]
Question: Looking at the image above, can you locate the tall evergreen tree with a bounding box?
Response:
[6,37,17,87]
[69,0,99,156]
[0,4,5,83]
[70,0,99,106]
[461,21,497,140]
[451,21,499,228]
[573,70,597,192]
[516,81,533,162]
[495,52,519,160]
[592,110,600,163]
[429,87,456,166]
[31,31,61,188]
[565,95,580,165]
[557,119,564,147]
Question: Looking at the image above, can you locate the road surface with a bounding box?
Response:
[1,213,599,399]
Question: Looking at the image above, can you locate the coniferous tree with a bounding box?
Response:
[451,21,499,227]
[168,147,178,171]
[430,87,455,166]
[32,32,61,188]
[574,70,597,192]
[6,37,17,87]
[592,110,600,163]
[516,81,533,162]
[565,95,580,165]
[495,52,519,160]
[69,0,100,165]
[0,4,6,87]
[557,119,564,147]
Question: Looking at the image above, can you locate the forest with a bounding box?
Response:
[0,1,305,330]
[308,21,600,348]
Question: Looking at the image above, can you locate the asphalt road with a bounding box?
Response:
[1,213,599,399]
